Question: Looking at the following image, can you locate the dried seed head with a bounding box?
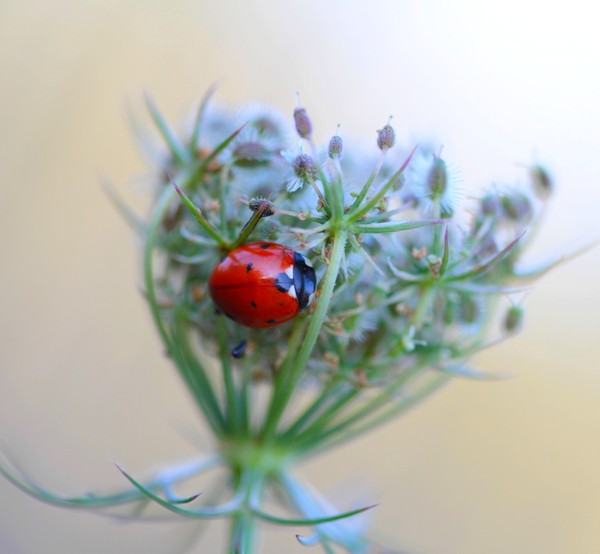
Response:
[293,154,318,181]
[376,124,396,150]
[328,135,343,159]
[249,197,275,217]
[293,107,312,139]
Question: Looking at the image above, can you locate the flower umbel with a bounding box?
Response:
[0,91,577,553]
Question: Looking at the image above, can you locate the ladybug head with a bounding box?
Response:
[292,252,316,311]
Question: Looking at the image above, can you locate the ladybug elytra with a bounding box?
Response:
[209,242,316,328]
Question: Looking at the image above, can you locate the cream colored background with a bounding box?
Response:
[1,2,599,553]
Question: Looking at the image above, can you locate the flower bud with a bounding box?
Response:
[293,154,318,181]
[427,157,448,196]
[376,124,395,150]
[504,305,524,333]
[458,294,480,325]
[293,107,312,139]
[530,164,553,199]
[502,192,533,223]
[328,135,343,159]
[480,193,501,216]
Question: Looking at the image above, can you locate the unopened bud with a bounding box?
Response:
[481,193,501,216]
[530,164,553,199]
[293,107,312,139]
[458,294,480,325]
[504,305,524,333]
[328,135,343,159]
[376,124,395,150]
[502,192,533,223]
[427,157,448,196]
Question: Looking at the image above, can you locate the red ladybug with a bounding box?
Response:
[209,242,316,328]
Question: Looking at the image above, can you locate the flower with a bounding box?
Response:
[281,148,319,192]
[404,149,463,217]
[1,90,576,554]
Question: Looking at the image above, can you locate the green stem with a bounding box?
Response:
[215,316,240,434]
[239,359,251,437]
[258,318,307,438]
[218,165,230,238]
[310,372,451,455]
[143,173,226,435]
[143,184,180,353]
[261,229,348,440]
[353,218,442,235]
[294,363,425,450]
[229,198,272,250]
[230,509,257,554]
[283,386,358,443]
[173,315,226,435]
[229,467,267,554]
[350,149,386,210]
[278,379,343,439]
[308,138,334,217]
[145,93,191,165]
[170,178,229,247]
[349,145,416,221]
[431,197,443,254]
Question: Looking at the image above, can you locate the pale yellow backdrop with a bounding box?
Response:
[1,2,599,553]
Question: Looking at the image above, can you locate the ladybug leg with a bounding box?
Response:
[230,339,248,359]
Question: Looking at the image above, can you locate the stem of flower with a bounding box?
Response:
[309,372,451,455]
[308,138,334,214]
[228,468,264,554]
[350,149,386,210]
[349,145,417,222]
[278,379,343,439]
[281,385,359,443]
[216,316,240,434]
[293,363,426,450]
[260,229,348,441]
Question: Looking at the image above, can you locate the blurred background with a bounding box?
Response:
[1,1,598,553]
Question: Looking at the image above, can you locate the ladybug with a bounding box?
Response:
[209,241,316,328]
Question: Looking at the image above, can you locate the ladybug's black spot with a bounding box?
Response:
[231,340,247,359]
[275,271,293,293]
[266,319,277,324]
[293,252,317,310]
[246,262,253,272]
[259,243,270,249]
[250,300,257,308]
